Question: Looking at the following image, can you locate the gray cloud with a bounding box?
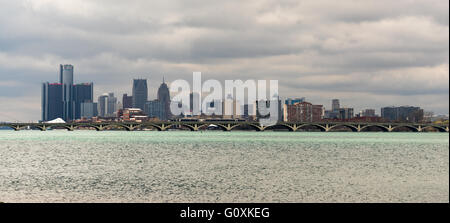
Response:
[0,0,448,121]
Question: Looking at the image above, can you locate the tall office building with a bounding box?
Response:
[42,83,64,121]
[122,94,133,109]
[73,83,93,120]
[145,100,166,120]
[360,109,376,117]
[42,64,95,121]
[80,102,98,119]
[132,79,148,111]
[338,108,354,120]
[59,64,74,121]
[107,93,117,117]
[157,80,171,120]
[98,94,108,117]
[332,99,340,111]
[381,106,423,122]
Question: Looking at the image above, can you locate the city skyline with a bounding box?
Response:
[34,63,438,125]
[0,0,449,122]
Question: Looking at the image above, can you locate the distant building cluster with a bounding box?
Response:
[42,64,431,123]
[42,65,93,122]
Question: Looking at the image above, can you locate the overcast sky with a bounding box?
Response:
[0,0,448,122]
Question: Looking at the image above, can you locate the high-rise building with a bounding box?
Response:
[312,105,324,122]
[360,109,376,117]
[42,64,94,121]
[122,94,133,109]
[324,99,353,120]
[145,100,166,120]
[338,108,354,120]
[107,93,117,117]
[59,64,74,121]
[132,79,148,111]
[286,102,323,122]
[381,106,424,122]
[97,94,108,117]
[73,83,93,120]
[80,102,98,119]
[42,83,64,121]
[157,80,171,120]
[332,99,340,111]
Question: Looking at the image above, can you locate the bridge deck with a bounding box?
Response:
[0,122,448,132]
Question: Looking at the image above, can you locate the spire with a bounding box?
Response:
[163,76,165,83]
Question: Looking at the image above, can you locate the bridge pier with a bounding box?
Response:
[192,124,199,131]
[388,125,393,132]
[225,124,232,131]
[160,124,167,131]
[325,124,330,132]
[96,125,104,131]
[291,124,298,132]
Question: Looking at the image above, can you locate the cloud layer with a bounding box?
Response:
[0,0,448,121]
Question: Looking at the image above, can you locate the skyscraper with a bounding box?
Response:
[42,64,95,121]
[73,83,93,120]
[42,82,64,121]
[107,93,117,116]
[145,100,166,120]
[98,94,108,117]
[157,80,171,120]
[80,102,98,119]
[332,99,340,111]
[59,64,74,121]
[132,79,148,111]
[122,94,133,109]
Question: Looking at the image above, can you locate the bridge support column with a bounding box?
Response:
[160,124,167,131]
[291,124,298,132]
[325,124,330,132]
[417,126,422,132]
[225,124,232,131]
[192,124,199,131]
[97,125,104,131]
[67,125,74,131]
[357,124,361,132]
[388,125,393,132]
[259,125,265,132]
[446,126,449,132]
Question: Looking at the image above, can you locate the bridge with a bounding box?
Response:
[0,121,448,132]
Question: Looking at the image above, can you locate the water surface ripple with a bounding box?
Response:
[0,131,448,202]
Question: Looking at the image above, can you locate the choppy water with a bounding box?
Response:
[0,130,448,203]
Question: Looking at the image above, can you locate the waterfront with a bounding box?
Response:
[0,131,448,203]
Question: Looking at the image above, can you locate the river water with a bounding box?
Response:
[0,131,448,203]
